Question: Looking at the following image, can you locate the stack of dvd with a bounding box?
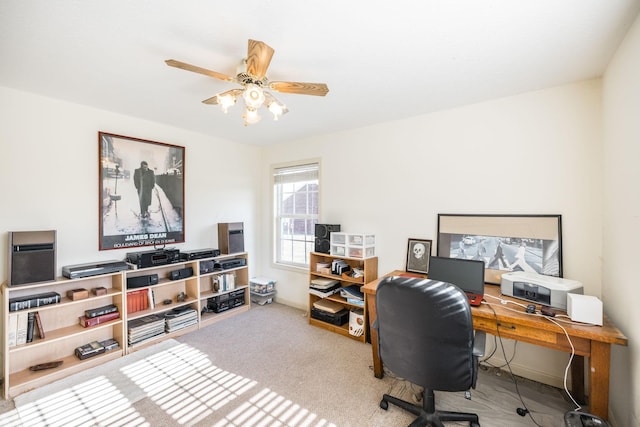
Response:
[164,308,198,333]
[127,314,165,345]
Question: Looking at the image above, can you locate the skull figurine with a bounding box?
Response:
[413,243,426,259]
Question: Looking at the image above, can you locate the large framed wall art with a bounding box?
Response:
[98,132,185,250]
[437,214,562,285]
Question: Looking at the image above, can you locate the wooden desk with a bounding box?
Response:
[362,270,628,421]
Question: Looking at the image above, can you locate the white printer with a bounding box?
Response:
[500,271,583,310]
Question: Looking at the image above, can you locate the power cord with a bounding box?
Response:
[484,302,543,427]
[480,335,519,369]
[482,295,584,414]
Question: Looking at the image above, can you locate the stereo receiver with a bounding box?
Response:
[126,248,181,268]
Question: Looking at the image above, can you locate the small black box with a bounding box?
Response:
[310,307,350,326]
[200,260,215,274]
[169,267,193,280]
[127,273,159,289]
[75,341,106,360]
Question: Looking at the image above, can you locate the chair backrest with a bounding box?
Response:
[376,276,475,391]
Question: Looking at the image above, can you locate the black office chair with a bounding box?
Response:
[375,276,485,427]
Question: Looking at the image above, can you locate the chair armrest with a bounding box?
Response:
[473,331,486,357]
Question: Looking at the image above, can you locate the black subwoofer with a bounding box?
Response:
[8,230,56,287]
[314,224,340,254]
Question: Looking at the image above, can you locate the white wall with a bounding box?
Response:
[259,80,604,388]
[602,13,640,427]
[0,86,263,282]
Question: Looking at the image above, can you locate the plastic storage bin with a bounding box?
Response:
[250,277,276,305]
[330,233,376,258]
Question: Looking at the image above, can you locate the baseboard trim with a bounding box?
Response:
[272,296,307,312]
[482,358,564,389]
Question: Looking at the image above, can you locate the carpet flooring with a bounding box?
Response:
[0,302,574,426]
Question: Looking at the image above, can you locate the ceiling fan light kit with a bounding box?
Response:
[166,39,328,126]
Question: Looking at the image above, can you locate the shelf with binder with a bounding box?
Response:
[124,261,199,350]
[308,252,377,342]
[2,252,252,399]
[2,271,125,399]
[197,253,250,327]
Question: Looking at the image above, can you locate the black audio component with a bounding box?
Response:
[207,293,229,313]
[218,257,247,270]
[8,230,56,287]
[126,273,159,289]
[180,248,220,260]
[218,222,244,254]
[200,260,215,274]
[207,289,245,313]
[126,248,181,268]
[314,224,340,254]
[310,307,349,326]
[169,267,193,280]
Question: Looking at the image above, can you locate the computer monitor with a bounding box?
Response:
[427,256,485,299]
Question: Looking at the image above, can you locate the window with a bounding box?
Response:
[273,162,319,267]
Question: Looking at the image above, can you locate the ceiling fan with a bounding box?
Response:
[166,39,329,126]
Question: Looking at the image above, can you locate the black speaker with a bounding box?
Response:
[8,230,56,287]
[218,222,244,254]
[314,224,340,254]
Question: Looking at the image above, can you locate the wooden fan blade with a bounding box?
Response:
[269,81,329,96]
[165,59,235,82]
[246,39,274,80]
[202,89,243,105]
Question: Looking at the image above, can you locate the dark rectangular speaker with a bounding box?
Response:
[218,222,244,254]
[126,273,159,289]
[8,230,56,287]
[315,224,340,254]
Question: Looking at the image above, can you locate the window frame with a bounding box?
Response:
[272,160,320,269]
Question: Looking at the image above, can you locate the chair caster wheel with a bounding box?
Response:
[380,399,388,410]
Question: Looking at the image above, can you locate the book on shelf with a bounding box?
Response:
[26,312,35,343]
[126,289,149,314]
[8,314,18,347]
[34,311,45,339]
[218,273,236,291]
[309,287,341,298]
[16,312,28,345]
[79,310,120,327]
[346,298,365,307]
[147,288,155,309]
[9,292,61,312]
[310,278,340,289]
[127,314,166,345]
[339,284,364,301]
[85,304,118,319]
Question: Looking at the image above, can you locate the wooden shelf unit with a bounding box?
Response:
[1,252,251,399]
[2,271,125,399]
[308,252,378,342]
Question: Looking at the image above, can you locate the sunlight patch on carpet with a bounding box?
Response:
[121,343,336,426]
[15,376,146,427]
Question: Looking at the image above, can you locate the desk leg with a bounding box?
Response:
[589,341,611,420]
[571,356,585,404]
[366,294,384,378]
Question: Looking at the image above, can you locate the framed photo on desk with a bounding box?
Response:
[436,214,562,284]
[406,238,432,274]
